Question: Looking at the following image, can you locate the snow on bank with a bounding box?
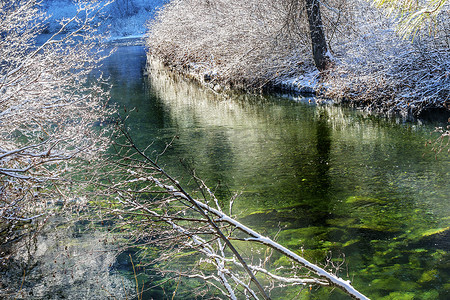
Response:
[41,0,167,40]
[275,70,321,94]
[144,0,449,119]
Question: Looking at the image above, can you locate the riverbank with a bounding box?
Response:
[40,0,167,38]
[146,53,449,122]
[146,0,449,120]
[2,37,448,300]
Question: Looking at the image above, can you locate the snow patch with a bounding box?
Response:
[41,0,167,38]
[277,70,321,94]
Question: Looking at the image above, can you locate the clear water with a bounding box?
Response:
[104,45,449,299]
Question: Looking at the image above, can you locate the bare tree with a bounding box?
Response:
[86,126,370,299]
[0,0,113,262]
[283,0,332,71]
[305,0,331,71]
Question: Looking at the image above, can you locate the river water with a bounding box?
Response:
[4,43,448,299]
[99,44,449,299]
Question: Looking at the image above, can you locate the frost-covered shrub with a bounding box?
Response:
[146,0,324,91]
[324,0,450,116]
[0,0,112,269]
[147,0,449,116]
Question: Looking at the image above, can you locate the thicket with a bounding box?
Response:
[0,0,112,285]
[146,0,322,91]
[146,0,449,117]
[323,1,450,117]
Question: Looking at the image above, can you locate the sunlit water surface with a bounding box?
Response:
[102,45,449,300]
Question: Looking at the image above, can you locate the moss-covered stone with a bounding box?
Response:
[346,196,386,205]
[418,269,439,283]
[380,291,415,300]
[421,226,450,238]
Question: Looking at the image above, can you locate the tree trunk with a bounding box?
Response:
[305,0,330,71]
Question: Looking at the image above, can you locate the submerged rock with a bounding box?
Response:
[0,219,134,299]
[416,227,450,251]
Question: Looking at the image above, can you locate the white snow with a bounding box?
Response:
[41,0,168,40]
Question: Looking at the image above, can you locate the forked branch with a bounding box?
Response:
[93,127,370,299]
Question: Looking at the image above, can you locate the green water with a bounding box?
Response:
[105,45,449,299]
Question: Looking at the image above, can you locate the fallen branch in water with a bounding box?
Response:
[87,125,370,299]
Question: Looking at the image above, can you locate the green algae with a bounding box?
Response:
[420,290,440,300]
[273,255,292,267]
[345,196,386,205]
[412,248,427,253]
[420,226,450,238]
[327,217,358,227]
[418,269,439,283]
[380,291,415,300]
[371,277,419,292]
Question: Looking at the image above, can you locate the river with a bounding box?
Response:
[103,44,449,299]
[4,43,449,299]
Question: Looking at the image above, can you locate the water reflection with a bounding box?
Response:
[105,46,449,299]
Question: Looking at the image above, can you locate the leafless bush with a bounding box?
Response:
[0,0,112,263]
[147,0,448,116]
[428,124,450,154]
[323,1,449,117]
[146,0,322,91]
